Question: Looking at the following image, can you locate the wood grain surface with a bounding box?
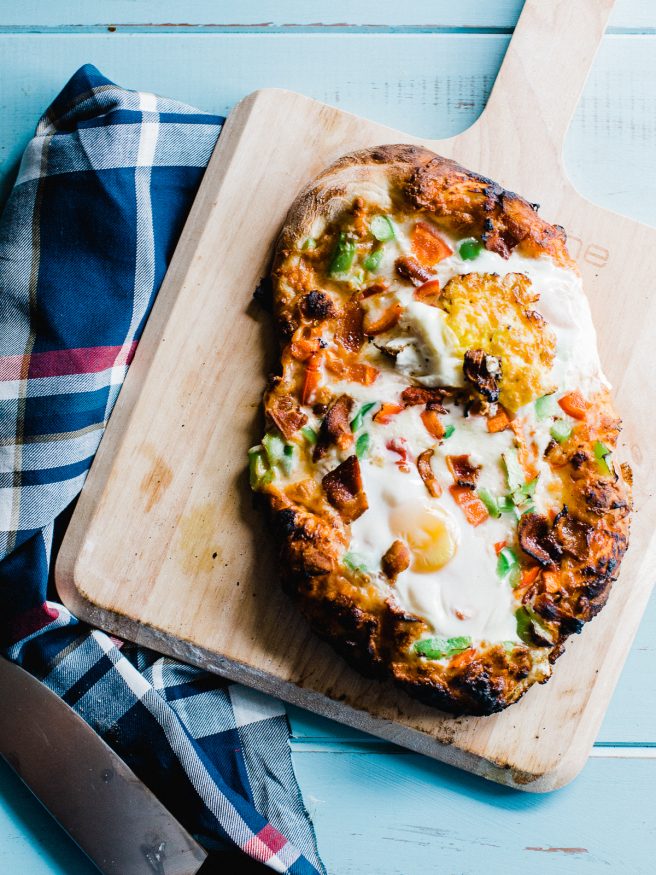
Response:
[53,0,656,793]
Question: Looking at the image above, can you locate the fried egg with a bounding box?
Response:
[281,221,607,647]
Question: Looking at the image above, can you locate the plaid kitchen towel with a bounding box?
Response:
[0,64,324,875]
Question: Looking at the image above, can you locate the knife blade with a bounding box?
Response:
[0,656,208,874]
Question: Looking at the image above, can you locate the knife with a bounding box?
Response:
[0,656,208,874]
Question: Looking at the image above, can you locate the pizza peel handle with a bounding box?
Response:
[453,0,615,182]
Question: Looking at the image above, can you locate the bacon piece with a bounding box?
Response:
[487,405,510,433]
[382,540,411,581]
[417,448,441,498]
[300,290,336,322]
[324,351,379,386]
[313,394,354,462]
[413,279,442,305]
[373,403,403,424]
[420,409,445,440]
[301,354,323,405]
[401,386,447,413]
[395,256,433,287]
[449,486,489,527]
[335,300,365,352]
[446,454,481,489]
[463,349,502,403]
[269,393,308,439]
[322,455,368,522]
[551,509,593,559]
[517,513,562,568]
[364,302,403,335]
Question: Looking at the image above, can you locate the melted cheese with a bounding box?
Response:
[295,218,608,648]
[432,235,608,396]
[379,300,465,388]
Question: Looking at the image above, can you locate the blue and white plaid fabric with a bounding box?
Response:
[0,64,323,874]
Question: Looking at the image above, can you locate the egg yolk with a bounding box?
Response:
[389,503,457,573]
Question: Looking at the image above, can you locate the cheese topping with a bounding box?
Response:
[368,235,602,640]
[265,215,609,652]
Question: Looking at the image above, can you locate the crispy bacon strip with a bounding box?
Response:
[463,349,502,403]
[395,256,433,286]
[335,300,365,352]
[401,386,447,412]
[417,448,442,498]
[322,455,368,523]
[269,393,308,439]
[364,302,403,335]
[313,394,354,462]
[382,540,411,581]
[446,454,481,489]
[517,513,562,568]
[551,508,593,560]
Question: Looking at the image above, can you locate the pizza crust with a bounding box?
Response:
[254,145,631,716]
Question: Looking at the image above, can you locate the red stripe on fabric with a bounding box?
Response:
[242,836,275,863]
[256,825,288,855]
[0,343,138,381]
[243,826,288,863]
[6,602,59,645]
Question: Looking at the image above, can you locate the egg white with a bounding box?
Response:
[295,221,608,647]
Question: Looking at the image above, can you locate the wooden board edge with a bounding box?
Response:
[59,526,656,793]
[51,558,590,794]
[209,87,656,240]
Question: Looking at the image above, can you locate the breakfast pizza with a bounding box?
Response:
[248,145,632,716]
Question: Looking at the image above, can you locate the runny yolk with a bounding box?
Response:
[389,503,457,573]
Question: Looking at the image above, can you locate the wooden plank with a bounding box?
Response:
[2,34,656,219]
[53,0,656,791]
[0,32,506,206]
[0,0,653,30]
[292,751,656,874]
[3,735,656,875]
[0,2,530,29]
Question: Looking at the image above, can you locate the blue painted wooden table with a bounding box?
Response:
[1,2,655,872]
